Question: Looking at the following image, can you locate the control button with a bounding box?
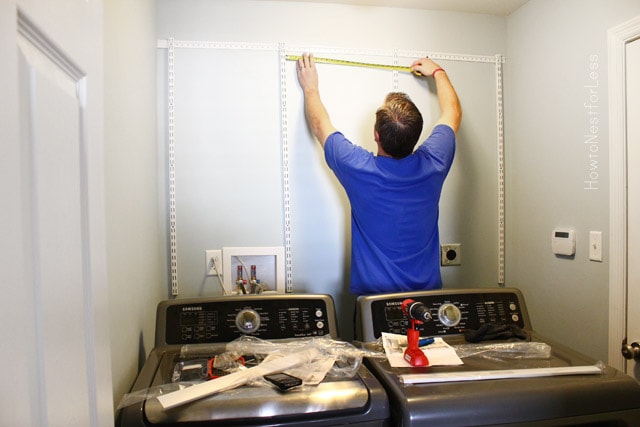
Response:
[509,303,517,311]
[316,321,324,329]
[235,308,261,334]
[512,314,519,322]
[315,309,323,317]
[438,303,462,327]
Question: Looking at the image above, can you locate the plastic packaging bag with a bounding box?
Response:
[116,382,195,410]
[452,342,552,360]
[172,353,247,382]
[117,335,387,409]
[224,335,383,379]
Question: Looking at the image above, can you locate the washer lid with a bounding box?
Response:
[144,376,370,423]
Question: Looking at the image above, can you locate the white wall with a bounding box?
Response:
[506,0,640,361]
[157,0,507,339]
[105,0,166,408]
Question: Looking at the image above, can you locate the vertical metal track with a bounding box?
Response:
[167,38,179,296]
[279,43,294,293]
[495,54,506,287]
[392,49,399,91]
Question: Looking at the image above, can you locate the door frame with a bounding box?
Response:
[608,15,640,372]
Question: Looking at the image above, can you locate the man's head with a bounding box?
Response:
[374,92,423,159]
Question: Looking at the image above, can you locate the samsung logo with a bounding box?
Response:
[182,306,203,312]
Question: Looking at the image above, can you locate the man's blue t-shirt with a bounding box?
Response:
[324,124,456,295]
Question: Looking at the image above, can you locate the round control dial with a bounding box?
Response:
[438,303,462,327]
[235,308,261,334]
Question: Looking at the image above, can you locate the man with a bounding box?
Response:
[296,53,461,295]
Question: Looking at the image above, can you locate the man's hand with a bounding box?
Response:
[296,53,319,94]
[411,57,442,77]
[295,53,336,146]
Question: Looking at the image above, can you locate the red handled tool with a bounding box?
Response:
[401,299,431,366]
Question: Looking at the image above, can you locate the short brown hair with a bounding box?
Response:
[374,92,423,159]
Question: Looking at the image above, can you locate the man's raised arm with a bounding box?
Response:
[296,53,337,147]
[411,57,462,134]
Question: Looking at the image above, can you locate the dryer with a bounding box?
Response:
[355,288,640,426]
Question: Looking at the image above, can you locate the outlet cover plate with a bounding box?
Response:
[205,249,223,276]
[441,244,462,266]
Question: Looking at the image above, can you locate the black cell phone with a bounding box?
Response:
[263,372,302,390]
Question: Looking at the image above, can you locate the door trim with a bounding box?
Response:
[608,15,640,372]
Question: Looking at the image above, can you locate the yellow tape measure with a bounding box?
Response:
[286,55,414,73]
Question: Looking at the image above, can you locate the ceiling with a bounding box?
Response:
[268,0,530,16]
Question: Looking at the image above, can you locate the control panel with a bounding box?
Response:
[158,295,335,345]
[356,289,530,342]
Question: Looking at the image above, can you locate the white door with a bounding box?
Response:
[626,36,640,381]
[0,2,113,425]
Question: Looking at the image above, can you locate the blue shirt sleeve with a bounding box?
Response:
[324,131,374,184]
[416,124,456,172]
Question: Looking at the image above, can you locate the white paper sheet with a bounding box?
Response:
[381,332,463,367]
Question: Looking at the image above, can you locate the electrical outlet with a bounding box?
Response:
[441,244,462,266]
[205,249,223,276]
